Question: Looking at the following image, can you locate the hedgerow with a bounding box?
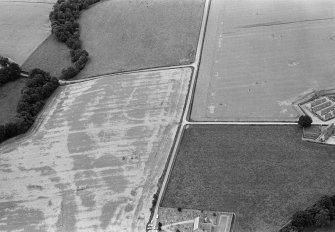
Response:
[280,195,335,232]
[0,68,59,143]
[0,0,102,143]
[49,0,102,80]
[0,56,22,87]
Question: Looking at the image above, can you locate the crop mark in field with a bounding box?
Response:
[288,60,299,67]
[238,17,335,29]
[123,88,146,121]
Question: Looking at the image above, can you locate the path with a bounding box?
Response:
[161,219,194,232]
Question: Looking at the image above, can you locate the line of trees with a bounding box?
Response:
[0,69,59,143]
[0,0,101,143]
[280,195,335,232]
[49,0,101,80]
[150,193,159,214]
[0,56,22,87]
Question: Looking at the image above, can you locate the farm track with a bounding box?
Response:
[60,64,193,85]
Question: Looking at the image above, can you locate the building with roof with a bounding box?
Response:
[318,123,335,142]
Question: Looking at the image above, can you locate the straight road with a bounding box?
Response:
[148,0,212,229]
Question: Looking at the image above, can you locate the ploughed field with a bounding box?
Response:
[161,125,335,232]
[0,0,55,65]
[191,0,335,121]
[0,68,191,232]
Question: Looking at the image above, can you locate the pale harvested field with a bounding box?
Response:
[191,0,335,121]
[0,0,55,65]
[0,68,191,231]
[74,0,204,79]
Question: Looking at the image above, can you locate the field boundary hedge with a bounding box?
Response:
[280,195,335,232]
[0,56,22,87]
[0,1,104,144]
[0,68,59,144]
[49,0,102,80]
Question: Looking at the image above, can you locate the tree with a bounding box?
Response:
[0,58,21,87]
[7,62,21,80]
[314,209,331,227]
[291,210,313,228]
[1,68,59,144]
[70,49,88,62]
[42,82,58,98]
[158,222,162,231]
[4,122,19,138]
[314,195,334,210]
[48,0,102,80]
[331,194,335,206]
[298,115,312,128]
[0,56,9,66]
[0,125,5,142]
[61,66,79,80]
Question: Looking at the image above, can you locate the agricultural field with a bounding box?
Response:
[0,0,55,65]
[161,125,335,232]
[191,0,335,121]
[0,78,26,124]
[74,0,205,79]
[21,0,205,80]
[0,68,191,231]
[21,35,71,78]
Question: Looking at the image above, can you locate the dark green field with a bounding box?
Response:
[0,78,26,124]
[21,35,71,78]
[161,125,335,232]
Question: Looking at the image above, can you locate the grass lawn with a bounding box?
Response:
[0,78,26,124]
[161,125,335,232]
[21,35,72,78]
[74,0,205,79]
